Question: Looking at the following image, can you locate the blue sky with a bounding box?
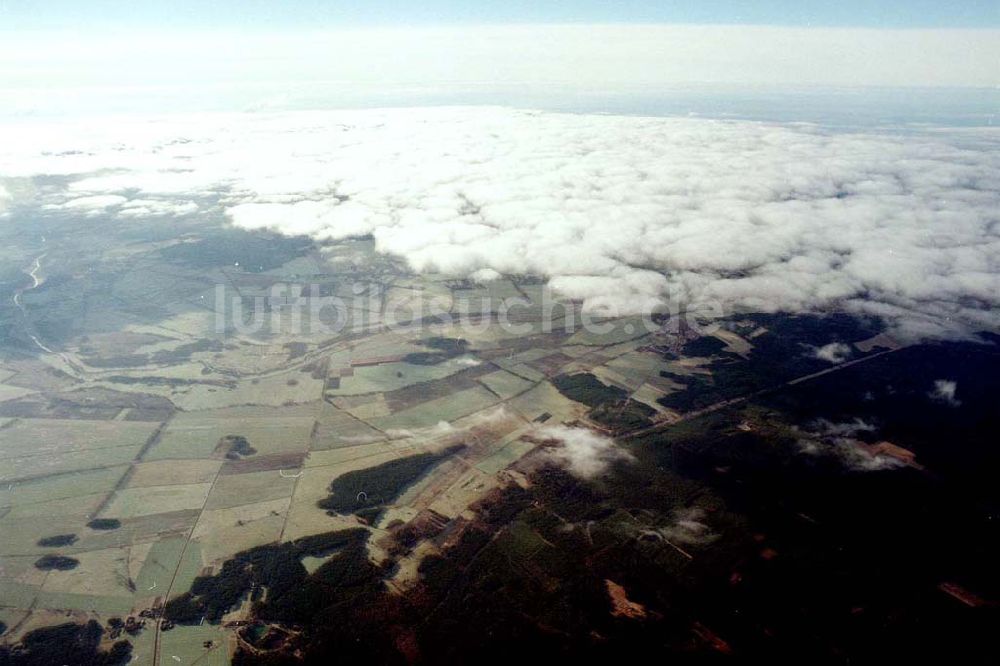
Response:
[1,0,998,29]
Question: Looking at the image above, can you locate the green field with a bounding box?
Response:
[370,386,499,431]
[146,415,314,460]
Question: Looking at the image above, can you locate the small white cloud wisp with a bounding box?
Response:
[538,425,634,479]
[929,379,961,407]
[814,342,853,364]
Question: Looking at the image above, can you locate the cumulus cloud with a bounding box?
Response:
[814,342,853,363]
[835,442,906,472]
[384,420,456,441]
[796,420,903,472]
[1,108,999,337]
[929,379,961,407]
[469,268,502,284]
[117,199,199,218]
[538,425,633,479]
[658,507,718,546]
[51,194,128,214]
[383,406,511,441]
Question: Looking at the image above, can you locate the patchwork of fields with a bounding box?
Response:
[0,231,716,663]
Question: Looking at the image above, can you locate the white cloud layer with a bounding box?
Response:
[1,107,998,337]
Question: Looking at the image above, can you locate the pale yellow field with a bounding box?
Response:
[507,381,584,423]
[2,491,107,523]
[0,418,158,460]
[332,392,392,421]
[203,469,297,510]
[303,439,420,469]
[101,482,213,519]
[0,384,35,402]
[0,554,50,586]
[1,445,143,484]
[477,369,536,399]
[310,404,387,450]
[280,500,363,542]
[192,497,290,564]
[127,459,222,488]
[145,414,314,460]
[40,546,138,597]
[0,465,126,509]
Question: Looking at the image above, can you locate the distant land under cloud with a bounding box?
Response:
[2,107,997,338]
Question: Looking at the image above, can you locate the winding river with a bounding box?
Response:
[12,253,57,354]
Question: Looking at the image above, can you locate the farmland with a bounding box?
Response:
[0,214,996,664]
[0,222,672,663]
